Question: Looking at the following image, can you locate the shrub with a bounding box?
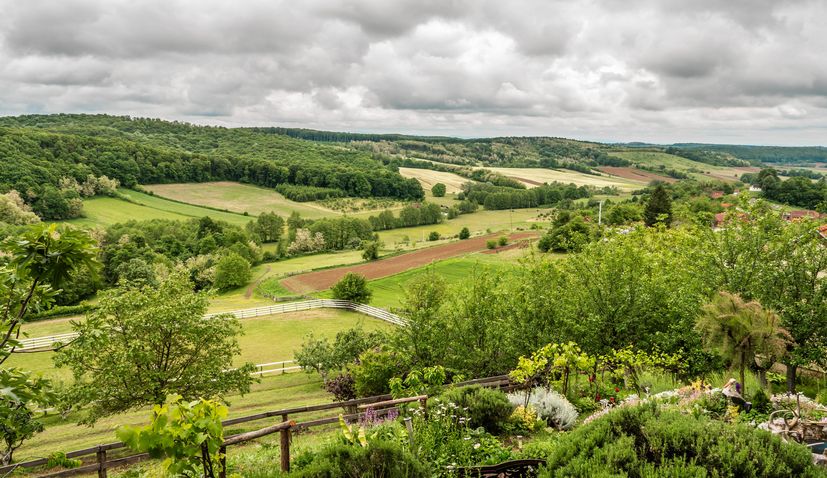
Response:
[437,386,513,434]
[486,239,497,249]
[537,403,825,478]
[458,227,470,240]
[289,440,429,478]
[325,374,357,402]
[331,273,372,303]
[361,241,381,261]
[497,236,508,247]
[431,183,447,197]
[507,406,544,435]
[350,349,408,397]
[751,388,772,413]
[508,388,578,431]
[428,231,440,241]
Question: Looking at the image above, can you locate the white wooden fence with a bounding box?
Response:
[18,300,406,351]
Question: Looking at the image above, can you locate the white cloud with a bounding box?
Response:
[0,0,825,144]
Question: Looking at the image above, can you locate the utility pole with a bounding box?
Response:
[510,208,513,231]
[598,200,605,226]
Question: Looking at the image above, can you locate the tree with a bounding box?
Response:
[643,184,673,227]
[55,272,256,423]
[393,273,448,366]
[295,327,385,381]
[695,292,790,395]
[0,224,97,462]
[213,252,251,291]
[331,273,371,303]
[459,227,470,240]
[428,231,440,241]
[0,191,39,225]
[431,183,447,197]
[246,211,284,243]
[361,240,381,261]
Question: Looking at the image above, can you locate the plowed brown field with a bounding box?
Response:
[281,231,538,293]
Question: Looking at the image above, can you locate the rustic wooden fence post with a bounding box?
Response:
[280,414,291,473]
[219,446,227,478]
[419,396,428,420]
[96,446,106,478]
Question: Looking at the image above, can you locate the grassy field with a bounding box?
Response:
[8,309,392,381]
[607,151,758,182]
[360,250,527,309]
[144,182,341,219]
[376,208,549,246]
[399,167,471,194]
[486,167,643,191]
[66,188,254,228]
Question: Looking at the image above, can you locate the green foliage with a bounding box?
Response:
[117,395,227,478]
[458,227,470,240]
[486,239,497,249]
[497,236,508,247]
[275,184,346,202]
[350,349,408,398]
[361,240,381,261]
[537,216,595,253]
[288,440,428,478]
[431,183,447,197]
[537,403,825,478]
[331,272,372,303]
[389,365,448,399]
[643,183,673,227]
[45,451,82,469]
[295,326,386,381]
[462,182,593,211]
[246,211,285,243]
[369,204,443,231]
[55,271,256,423]
[213,251,252,291]
[436,386,514,434]
[696,292,790,395]
[427,231,440,241]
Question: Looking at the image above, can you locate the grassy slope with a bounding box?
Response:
[485,167,643,191]
[66,188,254,228]
[398,167,471,194]
[8,309,392,381]
[376,208,548,246]
[143,182,341,219]
[608,151,753,182]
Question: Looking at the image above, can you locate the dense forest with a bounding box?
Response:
[0,115,424,219]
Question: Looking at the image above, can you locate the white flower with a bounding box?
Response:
[473,443,481,449]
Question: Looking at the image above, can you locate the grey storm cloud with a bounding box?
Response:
[0,0,826,144]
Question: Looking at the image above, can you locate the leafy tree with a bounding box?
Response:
[497,236,508,247]
[643,184,673,227]
[288,228,326,254]
[213,252,251,292]
[55,272,256,423]
[459,227,471,240]
[117,395,227,478]
[696,292,790,395]
[0,224,97,462]
[0,191,39,225]
[537,216,594,253]
[361,240,381,261]
[331,272,372,303]
[393,273,448,366]
[428,231,440,241]
[114,257,157,287]
[295,327,386,381]
[431,183,447,197]
[246,211,284,243]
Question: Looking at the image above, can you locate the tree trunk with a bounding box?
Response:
[757,369,768,390]
[786,364,797,393]
[739,363,746,397]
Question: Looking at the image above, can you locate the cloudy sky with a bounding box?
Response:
[1,0,826,145]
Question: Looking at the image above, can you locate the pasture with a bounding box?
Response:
[607,151,759,182]
[66,189,253,228]
[8,309,392,381]
[485,167,643,191]
[398,167,471,194]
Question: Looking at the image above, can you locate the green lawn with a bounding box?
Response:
[7,309,393,381]
[66,189,254,228]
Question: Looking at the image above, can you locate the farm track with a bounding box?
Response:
[281,231,539,293]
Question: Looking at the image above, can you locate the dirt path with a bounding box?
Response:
[281,231,539,293]
[245,265,271,299]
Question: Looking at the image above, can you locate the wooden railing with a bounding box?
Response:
[18,300,406,351]
[1,375,510,477]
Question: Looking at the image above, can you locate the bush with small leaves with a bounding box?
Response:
[431,183,447,197]
[486,239,497,249]
[428,231,440,241]
[459,227,470,240]
[437,386,514,435]
[331,272,372,303]
[325,374,357,402]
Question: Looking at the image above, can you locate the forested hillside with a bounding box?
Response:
[0,115,424,219]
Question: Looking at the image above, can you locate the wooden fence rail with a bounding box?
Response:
[1,375,510,477]
[18,300,406,351]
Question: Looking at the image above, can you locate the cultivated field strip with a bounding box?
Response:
[17,300,406,350]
